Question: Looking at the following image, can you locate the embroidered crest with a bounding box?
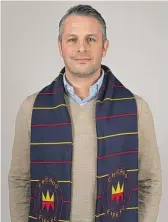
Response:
[102,168,131,219]
[34,176,63,222]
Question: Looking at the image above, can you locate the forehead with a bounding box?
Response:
[62,15,102,36]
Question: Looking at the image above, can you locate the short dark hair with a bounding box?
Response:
[58,4,107,42]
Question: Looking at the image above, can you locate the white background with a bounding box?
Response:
[2,1,168,222]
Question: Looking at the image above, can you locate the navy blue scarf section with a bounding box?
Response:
[29,64,139,222]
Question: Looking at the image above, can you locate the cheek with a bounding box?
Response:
[62,46,75,58]
[91,44,103,54]
[92,49,103,60]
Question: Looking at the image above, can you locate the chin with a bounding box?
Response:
[65,62,98,76]
[72,69,96,77]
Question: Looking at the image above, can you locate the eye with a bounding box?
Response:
[88,37,96,42]
[68,38,75,42]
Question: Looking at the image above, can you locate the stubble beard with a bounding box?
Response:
[69,68,98,78]
[65,61,100,78]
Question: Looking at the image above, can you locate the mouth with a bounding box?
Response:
[74,58,92,63]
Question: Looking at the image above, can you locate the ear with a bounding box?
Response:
[58,40,63,57]
[102,39,109,57]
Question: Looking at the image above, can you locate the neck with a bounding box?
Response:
[65,68,102,99]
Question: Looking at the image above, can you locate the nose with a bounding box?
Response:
[77,40,88,53]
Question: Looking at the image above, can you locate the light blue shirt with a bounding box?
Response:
[63,69,104,105]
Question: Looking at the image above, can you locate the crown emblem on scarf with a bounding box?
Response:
[111,181,124,204]
[42,190,54,212]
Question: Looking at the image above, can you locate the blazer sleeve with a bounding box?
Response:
[8,94,37,222]
[137,96,162,222]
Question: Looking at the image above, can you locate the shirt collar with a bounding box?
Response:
[63,68,104,95]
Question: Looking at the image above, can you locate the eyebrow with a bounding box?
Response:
[66,34,98,38]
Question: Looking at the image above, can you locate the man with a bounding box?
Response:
[8,4,162,222]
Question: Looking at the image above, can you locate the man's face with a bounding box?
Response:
[58,15,109,77]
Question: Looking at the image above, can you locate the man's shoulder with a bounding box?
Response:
[27,91,39,106]
[133,93,151,118]
[21,91,39,111]
[18,92,39,119]
[18,92,40,131]
[134,93,143,109]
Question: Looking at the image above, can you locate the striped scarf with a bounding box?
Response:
[29,64,139,222]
